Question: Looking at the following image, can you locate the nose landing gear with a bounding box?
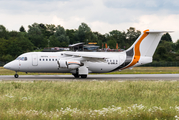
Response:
[14,72,19,78]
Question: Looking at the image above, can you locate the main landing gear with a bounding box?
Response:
[81,75,87,78]
[72,74,87,78]
[73,74,79,78]
[14,72,19,78]
[72,67,88,78]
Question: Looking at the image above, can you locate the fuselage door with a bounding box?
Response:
[32,54,38,66]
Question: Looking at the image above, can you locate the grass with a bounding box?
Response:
[1,67,179,75]
[1,81,179,119]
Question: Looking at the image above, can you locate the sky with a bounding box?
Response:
[0,0,179,42]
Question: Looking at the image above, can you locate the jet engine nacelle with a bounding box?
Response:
[57,60,67,68]
[57,60,82,69]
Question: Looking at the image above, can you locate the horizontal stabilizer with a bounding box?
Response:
[146,30,174,33]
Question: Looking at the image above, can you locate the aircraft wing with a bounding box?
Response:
[64,52,107,62]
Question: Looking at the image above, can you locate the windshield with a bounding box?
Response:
[15,57,27,61]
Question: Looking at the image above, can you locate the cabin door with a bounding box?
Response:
[32,54,38,66]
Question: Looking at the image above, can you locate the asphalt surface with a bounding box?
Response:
[0,74,179,81]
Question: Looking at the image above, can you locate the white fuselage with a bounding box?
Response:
[5,51,127,73]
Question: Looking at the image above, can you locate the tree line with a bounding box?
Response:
[0,22,179,62]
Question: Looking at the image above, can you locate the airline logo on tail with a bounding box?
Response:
[122,29,149,69]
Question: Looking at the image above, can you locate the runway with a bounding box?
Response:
[0,74,179,81]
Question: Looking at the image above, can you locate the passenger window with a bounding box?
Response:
[25,57,27,61]
[52,59,54,61]
[46,59,48,61]
[39,59,41,61]
[49,59,51,61]
[43,59,44,61]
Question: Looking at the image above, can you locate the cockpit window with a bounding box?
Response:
[15,57,21,60]
[21,57,25,61]
[16,57,27,61]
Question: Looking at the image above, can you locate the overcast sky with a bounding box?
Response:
[1,0,179,42]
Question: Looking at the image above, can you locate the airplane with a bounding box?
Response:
[3,29,170,78]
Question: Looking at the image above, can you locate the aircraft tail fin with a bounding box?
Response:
[126,30,172,57]
[122,29,172,69]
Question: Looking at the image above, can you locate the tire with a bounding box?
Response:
[73,74,79,78]
[81,75,87,78]
[14,74,19,78]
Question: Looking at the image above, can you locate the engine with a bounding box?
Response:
[57,60,82,69]
[67,60,82,69]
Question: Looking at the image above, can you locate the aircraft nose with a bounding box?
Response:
[3,61,19,71]
[3,63,11,69]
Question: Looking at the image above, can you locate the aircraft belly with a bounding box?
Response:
[20,62,71,73]
[87,62,117,73]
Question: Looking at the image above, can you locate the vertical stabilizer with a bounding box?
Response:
[122,30,171,69]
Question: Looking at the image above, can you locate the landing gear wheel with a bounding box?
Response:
[73,74,79,78]
[81,75,87,78]
[14,74,19,78]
